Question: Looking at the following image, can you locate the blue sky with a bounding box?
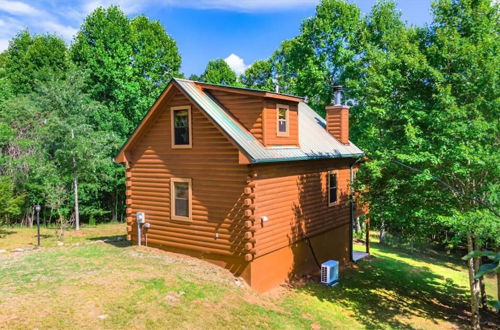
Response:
[0,0,433,76]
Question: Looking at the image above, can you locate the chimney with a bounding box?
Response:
[325,85,350,145]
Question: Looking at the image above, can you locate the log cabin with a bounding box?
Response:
[114,78,365,292]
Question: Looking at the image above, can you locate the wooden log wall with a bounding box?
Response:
[262,99,299,146]
[125,87,250,259]
[207,90,265,144]
[252,159,353,257]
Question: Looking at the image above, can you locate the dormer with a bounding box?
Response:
[196,82,301,147]
[261,98,299,146]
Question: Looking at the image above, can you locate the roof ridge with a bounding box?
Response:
[173,77,304,100]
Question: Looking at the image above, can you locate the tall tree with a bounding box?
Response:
[200,58,238,86]
[71,6,181,137]
[423,0,500,326]
[2,30,68,95]
[274,0,361,114]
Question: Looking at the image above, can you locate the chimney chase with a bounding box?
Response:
[326,85,350,145]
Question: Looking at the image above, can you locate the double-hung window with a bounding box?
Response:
[171,106,192,148]
[171,178,192,221]
[276,104,289,136]
[328,171,338,206]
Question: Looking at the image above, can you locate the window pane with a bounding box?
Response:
[174,182,189,217]
[278,120,287,132]
[329,173,337,204]
[329,188,337,204]
[278,108,287,133]
[175,199,188,217]
[278,108,287,120]
[173,110,189,145]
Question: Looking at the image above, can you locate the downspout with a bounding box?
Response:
[349,157,363,263]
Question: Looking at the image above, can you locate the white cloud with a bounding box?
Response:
[82,0,145,15]
[0,39,9,51]
[0,0,43,16]
[40,21,78,40]
[224,53,248,75]
[0,1,79,47]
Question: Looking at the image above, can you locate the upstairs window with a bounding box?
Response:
[171,178,192,221]
[328,171,338,206]
[276,104,289,136]
[171,106,192,148]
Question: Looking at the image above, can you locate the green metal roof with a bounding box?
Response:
[174,78,364,163]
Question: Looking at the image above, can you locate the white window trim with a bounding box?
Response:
[170,178,192,222]
[276,104,290,137]
[328,170,338,207]
[171,105,192,149]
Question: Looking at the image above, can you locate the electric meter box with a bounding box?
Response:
[136,212,145,224]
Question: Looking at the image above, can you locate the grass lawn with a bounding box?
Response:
[0,223,126,250]
[0,225,497,329]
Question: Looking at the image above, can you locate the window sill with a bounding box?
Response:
[171,144,192,149]
[171,216,192,222]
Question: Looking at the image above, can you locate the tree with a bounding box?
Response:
[240,59,275,91]
[36,69,120,230]
[423,0,500,326]
[199,58,238,86]
[2,30,68,95]
[273,0,361,114]
[0,176,24,225]
[71,6,181,137]
[130,15,181,122]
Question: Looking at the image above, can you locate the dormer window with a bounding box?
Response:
[171,106,192,148]
[276,104,289,136]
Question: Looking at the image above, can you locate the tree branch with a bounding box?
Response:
[391,159,500,218]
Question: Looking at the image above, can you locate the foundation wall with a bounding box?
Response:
[249,223,350,292]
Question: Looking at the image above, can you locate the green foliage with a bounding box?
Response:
[71,6,181,137]
[0,176,24,224]
[241,0,499,250]
[240,59,275,91]
[199,58,238,86]
[2,30,69,95]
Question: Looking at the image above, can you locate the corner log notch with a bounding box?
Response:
[243,172,257,261]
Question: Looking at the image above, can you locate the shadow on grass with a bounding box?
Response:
[0,228,17,238]
[89,235,131,248]
[295,250,470,329]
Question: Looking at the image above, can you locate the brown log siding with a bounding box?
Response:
[262,99,299,146]
[252,159,352,257]
[207,90,265,144]
[126,88,250,257]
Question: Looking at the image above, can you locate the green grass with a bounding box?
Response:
[0,222,126,250]
[0,226,497,329]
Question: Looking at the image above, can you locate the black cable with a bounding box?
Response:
[305,235,321,269]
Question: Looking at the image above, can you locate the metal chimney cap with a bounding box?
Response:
[333,85,344,105]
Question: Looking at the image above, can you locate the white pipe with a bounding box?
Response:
[137,221,141,246]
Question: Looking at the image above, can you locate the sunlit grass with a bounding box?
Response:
[0,222,126,250]
[0,226,497,329]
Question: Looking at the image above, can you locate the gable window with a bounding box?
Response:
[276,104,289,136]
[171,178,192,221]
[171,106,192,148]
[328,171,338,206]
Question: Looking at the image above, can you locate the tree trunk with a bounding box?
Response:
[71,129,80,231]
[474,237,488,311]
[73,174,80,231]
[379,220,386,244]
[466,232,481,329]
[355,217,361,233]
[112,189,118,222]
[497,271,500,315]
